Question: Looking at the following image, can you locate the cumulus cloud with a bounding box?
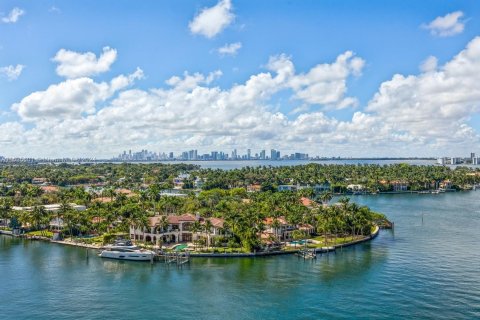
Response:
[0,64,25,81]
[289,51,364,108]
[3,39,480,157]
[217,42,242,56]
[423,11,465,37]
[5,50,363,156]
[53,47,118,78]
[367,36,480,146]
[189,0,234,38]
[12,68,143,122]
[1,7,25,23]
[420,56,438,73]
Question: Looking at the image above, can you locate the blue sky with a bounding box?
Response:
[1,0,480,158]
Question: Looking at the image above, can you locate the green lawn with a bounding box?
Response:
[26,230,54,238]
[75,236,104,245]
[311,235,365,247]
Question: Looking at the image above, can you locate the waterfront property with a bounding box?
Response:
[2,191,480,319]
[12,203,86,213]
[262,216,315,242]
[129,214,226,245]
[10,203,86,230]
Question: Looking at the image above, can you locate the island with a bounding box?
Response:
[3,162,477,255]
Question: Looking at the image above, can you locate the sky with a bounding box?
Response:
[1,0,480,158]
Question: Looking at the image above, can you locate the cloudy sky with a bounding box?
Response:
[1,0,480,158]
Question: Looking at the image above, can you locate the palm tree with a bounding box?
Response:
[159,215,169,233]
[0,198,12,228]
[319,191,333,205]
[271,218,281,242]
[203,219,213,248]
[103,187,116,202]
[30,206,51,236]
[147,184,161,212]
[191,220,202,251]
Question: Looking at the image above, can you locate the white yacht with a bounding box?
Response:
[99,240,155,261]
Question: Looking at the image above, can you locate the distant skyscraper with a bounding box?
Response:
[247,149,251,160]
[271,149,277,160]
[211,151,218,160]
[260,150,266,160]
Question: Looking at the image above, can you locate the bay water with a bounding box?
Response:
[1,191,480,319]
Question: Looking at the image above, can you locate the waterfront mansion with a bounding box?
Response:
[129,214,226,245]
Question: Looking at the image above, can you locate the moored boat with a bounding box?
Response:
[99,240,155,261]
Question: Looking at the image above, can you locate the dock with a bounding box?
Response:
[157,251,190,266]
[297,248,317,259]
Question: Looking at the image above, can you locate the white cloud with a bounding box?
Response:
[0,64,25,81]
[367,36,480,147]
[289,51,364,108]
[218,42,242,56]
[3,39,480,157]
[420,56,438,73]
[423,11,465,37]
[53,47,118,78]
[189,0,234,38]
[12,69,143,122]
[6,51,362,156]
[1,7,25,23]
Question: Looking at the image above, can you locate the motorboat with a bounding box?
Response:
[99,240,155,261]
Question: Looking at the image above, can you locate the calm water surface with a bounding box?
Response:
[139,159,436,170]
[1,191,480,319]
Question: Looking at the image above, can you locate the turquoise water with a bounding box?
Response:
[1,191,480,319]
[289,240,308,245]
[174,244,188,251]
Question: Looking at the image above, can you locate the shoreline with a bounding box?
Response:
[0,225,381,258]
[187,225,380,258]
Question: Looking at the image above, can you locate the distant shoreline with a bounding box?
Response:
[0,157,438,165]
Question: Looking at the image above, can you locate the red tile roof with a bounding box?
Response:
[298,223,314,230]
[149,214,197,226]
[40,186,59,193]
[208,217,225,228]
[300,197,314,207]
[264,216,288,225]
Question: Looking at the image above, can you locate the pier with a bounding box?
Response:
[157,251,191,266]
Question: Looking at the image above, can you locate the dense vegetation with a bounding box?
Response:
[0,185,383,252]
[1,163,478,193]
[3,162,475,252]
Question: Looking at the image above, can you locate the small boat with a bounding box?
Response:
[296,248,317,259]
[99,240,155,261]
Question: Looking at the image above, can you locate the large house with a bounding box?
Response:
[263,217,295,241]
[262,216,315,242]
[391,180,409,192]
[11,203,86,230]
[129,213,226,245]
[12,203,86,213]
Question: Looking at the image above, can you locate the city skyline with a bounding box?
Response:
[1,1,480,158]
[3,146,479,164]
[113,148,307,161]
